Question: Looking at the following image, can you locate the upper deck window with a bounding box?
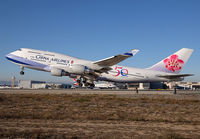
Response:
[44,53,55,56]
[28,51,41,54]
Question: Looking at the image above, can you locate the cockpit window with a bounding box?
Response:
[17,49,22,51]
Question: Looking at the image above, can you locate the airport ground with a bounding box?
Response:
[0,89,200,138]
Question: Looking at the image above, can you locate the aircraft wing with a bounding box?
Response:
[93,49,139,67]
[157,74,193,79]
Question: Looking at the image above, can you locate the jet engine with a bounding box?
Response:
[64,64,93,75]
[70,64,86,74]
[51,65,92,77]
[51,68,68,77]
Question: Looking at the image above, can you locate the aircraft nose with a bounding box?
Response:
[5,50,18,60]
[5,53,11,60]
[5,52,17,60]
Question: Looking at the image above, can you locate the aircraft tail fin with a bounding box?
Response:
[148,48,193,74]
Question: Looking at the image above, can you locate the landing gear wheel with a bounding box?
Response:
[77,79,81,84]
[90,84,95,89]
[79,83,83,87]
[20,71,24,75]
[20,66,24,75]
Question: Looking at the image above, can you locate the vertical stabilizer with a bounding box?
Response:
[148,48,193,74]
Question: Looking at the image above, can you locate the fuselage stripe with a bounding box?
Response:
[6,57,32,66]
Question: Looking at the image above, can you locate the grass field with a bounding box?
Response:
[0,90,200,138]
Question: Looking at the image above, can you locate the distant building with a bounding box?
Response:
[32,83,48,89]
[115,83,128,89]
[150,82,168,89]
[166,82,200,90]
[127,82,168,90]
[47,83,71,89]
[19,80,46,89]
[127,83,150,90]
[18,80,71,89]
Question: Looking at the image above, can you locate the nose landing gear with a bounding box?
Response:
[20,71,24,75]
[20,66,24,75]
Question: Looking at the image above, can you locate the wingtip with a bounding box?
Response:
[123,49,139,56]
[131,49,139,53]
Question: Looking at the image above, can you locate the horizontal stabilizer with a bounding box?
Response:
[157,74,193,79]
[93,49,139,66]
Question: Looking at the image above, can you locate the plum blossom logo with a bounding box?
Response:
[163,54,184,72]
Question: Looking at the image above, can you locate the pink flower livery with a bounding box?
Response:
[163,54,184,72]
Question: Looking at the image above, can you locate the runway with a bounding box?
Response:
[1,88,200,95]
[1,89,200,101]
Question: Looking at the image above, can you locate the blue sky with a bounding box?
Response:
[0,0,200,83]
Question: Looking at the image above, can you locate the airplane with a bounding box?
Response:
[94,82,117,89]
[6,48,193,88]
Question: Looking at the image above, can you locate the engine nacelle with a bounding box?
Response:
[51,68,67,77]
[63,64,86,75]
[70,64,86,74]
[51,65,89,77]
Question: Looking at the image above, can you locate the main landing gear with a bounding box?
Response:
[77,77,95,89]
[20,66,24,75]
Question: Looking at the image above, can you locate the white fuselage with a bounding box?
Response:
[6,48,182,83]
